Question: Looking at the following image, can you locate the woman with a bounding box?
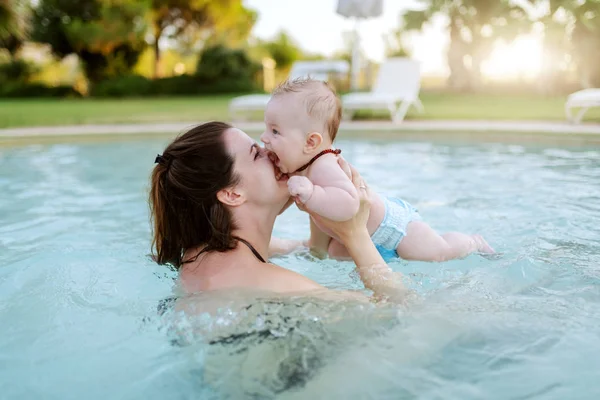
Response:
[149,121,404,300]
[149,122,412,398]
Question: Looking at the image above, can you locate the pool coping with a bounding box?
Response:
[2,120,600,145]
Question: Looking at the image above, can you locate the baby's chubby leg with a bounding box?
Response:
[327,239,352,261]
[396,221,494,262]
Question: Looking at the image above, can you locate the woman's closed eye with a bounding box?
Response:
[253,145,264,160]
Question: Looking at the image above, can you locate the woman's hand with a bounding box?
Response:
[296,157,372,243]
[297,157,408,302]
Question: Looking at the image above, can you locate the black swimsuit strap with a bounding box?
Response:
[294,148,341,173]
[186,236,266,264]
[233,236,267,263]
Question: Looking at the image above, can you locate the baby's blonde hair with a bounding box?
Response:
[271,77,342,142]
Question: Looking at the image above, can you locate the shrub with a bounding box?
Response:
[90,74,153,97]
[195,44,259,92]
[88,45,261,97]
[150,75,201,96]
[0,60,36,83]
[91,74,258,97]
[0,82,81,98]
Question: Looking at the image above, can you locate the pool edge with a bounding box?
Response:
[2,120,600,147]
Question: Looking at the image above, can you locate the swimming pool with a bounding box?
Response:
[1,135,599,399]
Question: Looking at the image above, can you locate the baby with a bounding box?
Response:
[261,78,494,262]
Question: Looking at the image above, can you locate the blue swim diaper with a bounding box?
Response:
[371,197,421,262]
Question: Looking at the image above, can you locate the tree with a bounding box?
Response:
[195,43,258,91]
[383,25,411,58]
[0,34,22,56]
[204,1,257,48]
[0,0,27,56]
[260,31,302,70]
[402,0,529,91]
[515,0,600,90]
[509,0,576,93]
[0,0,19,40]
[148,0,256,78]
[32,0,148,83]
[570,0,600,87]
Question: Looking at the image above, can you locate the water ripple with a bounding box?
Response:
[1,138,599,399]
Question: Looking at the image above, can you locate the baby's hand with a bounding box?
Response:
[287,176,314,203]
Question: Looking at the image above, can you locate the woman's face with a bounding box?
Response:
[223,127,290,206]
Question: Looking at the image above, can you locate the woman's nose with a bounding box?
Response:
[260,132,269,144]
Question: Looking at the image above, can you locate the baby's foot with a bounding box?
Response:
[472,234,495,254]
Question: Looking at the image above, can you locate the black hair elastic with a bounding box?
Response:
[154,154,172,167]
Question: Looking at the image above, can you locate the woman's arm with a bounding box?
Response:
[288,157,360,222]
[268,204,331,258]
[307,218,332,258]
[268,236,305,257]
[267,226,331,259]
[340,229,407,302]
[300,159,407,302]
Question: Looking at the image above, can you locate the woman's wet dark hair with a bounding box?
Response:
[149,121,239,268]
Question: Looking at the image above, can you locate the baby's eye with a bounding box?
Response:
[272,129,279,135]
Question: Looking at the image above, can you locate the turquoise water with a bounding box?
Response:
[1,137,599,399]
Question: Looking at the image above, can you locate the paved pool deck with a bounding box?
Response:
[1,120,600,145]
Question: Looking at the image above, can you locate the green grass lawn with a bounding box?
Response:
[1,92,599,128]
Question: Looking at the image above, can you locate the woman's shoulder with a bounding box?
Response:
[180,251,323,294]
[179,250,239,292]
[261,262,325,293]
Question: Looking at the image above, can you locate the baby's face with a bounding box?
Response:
[261,95,309,174]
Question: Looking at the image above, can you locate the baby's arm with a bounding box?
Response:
[288,156,359,221]
[268,216,333,258]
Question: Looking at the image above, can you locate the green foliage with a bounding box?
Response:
[150,75,199,95]
[571,1,600,87]
[512,0,600,90]
[148,0,256,78]
[209,3,257,47]
[151,75,252,95]
[0,0,29,56]
[0,33,23,56]
[0,59,34,82]
[261,31,302,69]
[402,0,600,91]
[32,0,148,83]
[91,71,258,98]
[0,0,26,41]
[383,30,411,58]
[64,2,148,54]
[195,44,258,89]
[90,74,153,97]
[402,0,532,91]
[62,43,259,97]
[0,82,81,97]
[0,0,10,36]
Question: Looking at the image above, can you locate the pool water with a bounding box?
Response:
[1,136,599,399]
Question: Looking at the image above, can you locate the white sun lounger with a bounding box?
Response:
[565,88,600,123]
[229,60,349,120]
[341,57,424,123]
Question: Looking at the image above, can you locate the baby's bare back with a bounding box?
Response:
[306,156,386,239]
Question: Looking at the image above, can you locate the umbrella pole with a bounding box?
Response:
[351,17,360,90]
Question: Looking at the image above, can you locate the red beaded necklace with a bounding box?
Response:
[294,149,341,173]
